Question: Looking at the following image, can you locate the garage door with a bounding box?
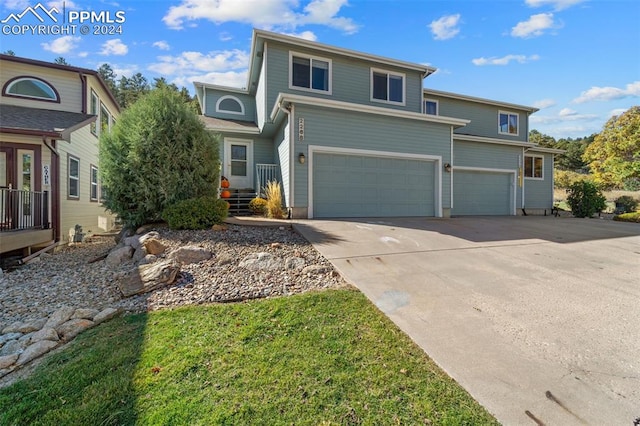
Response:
[452,170,513,215]
[312,153,435,218]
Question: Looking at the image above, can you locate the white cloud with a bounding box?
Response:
[511,13,556,38]
[3,0,30,9]
[472,54,540,66]
[162,0,358,33]
[41,35,80,54]
[530,109,597,124]
[281,30,317,41]
[558,107,576,116]
[219,32,233,41]
[429,14,461,40]
[153,40,171,50]
[572,81,640,103]
[609,108,627,118]
[77,51,88,57]
[47,0,78,10]
[113,64,139,78]
[100,39,128,56]
[532,98,556,109]
[525,0,586,11]
[172,71,247,89]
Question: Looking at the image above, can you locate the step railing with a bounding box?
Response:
[255,164,280,197]
[0,188,50,232]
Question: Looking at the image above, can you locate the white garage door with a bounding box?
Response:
[312,152,436,218]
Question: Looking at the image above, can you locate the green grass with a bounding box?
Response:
[0,289,497,425]
[613,211,640,222]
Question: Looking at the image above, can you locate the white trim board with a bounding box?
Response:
[307,145,442,219]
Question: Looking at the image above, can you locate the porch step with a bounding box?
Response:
[222,188,257,216]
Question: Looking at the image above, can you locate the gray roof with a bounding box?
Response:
[199,115,259,134]
[0,104,96,138]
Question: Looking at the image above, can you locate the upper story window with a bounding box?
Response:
[371,69,405,105]
[424,99,438,115]
[100,102,110,134]
[290,52,331,93]
[3,76,59,103]
[90,90,99,135]
[524,155,543,179]
[499,111,519,136]
[215,95,245,115]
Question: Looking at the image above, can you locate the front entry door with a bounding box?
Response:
[223,139,253,189]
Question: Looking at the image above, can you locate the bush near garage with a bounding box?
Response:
[162,196,228,230]
[613,212,640,223]
[613,195,638,214]
[566,181,607,218]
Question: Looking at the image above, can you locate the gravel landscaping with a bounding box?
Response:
[0,223,348,331]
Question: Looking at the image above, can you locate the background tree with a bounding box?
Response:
[99,88,220,227]
[97,63,118,96]
[555,135,594,171]
[583,106,640,189]
[529,129,556,148]
[117,73,150,108]
[54,56,69,65]
[2,50,16,56]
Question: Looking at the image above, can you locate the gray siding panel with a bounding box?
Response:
[293,104,452,209]
[524,152,554,209]
[204,88,256,122]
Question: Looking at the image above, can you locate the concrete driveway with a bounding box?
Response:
[294,216,640,425]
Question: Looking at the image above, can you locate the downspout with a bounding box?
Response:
[277,101,294,217]
[79,73,87,114]
[43,137,60,242]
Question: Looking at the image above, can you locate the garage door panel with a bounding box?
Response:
[453,170,512,216]
[313,153,436,218]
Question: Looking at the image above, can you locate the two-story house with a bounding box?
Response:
[0,54,119,255]
[196,29,560,219]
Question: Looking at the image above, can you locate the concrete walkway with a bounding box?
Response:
[294,216,640,425]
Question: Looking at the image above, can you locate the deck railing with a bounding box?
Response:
[0,188,50,232]
[255,164,280,197]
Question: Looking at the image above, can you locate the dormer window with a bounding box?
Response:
[424,99,438,115]
[215,95,245,115]
[3,76,59,102]
[289,52,331,93]
[371,69,405,105]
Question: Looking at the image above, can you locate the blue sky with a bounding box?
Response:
[1,0,639,139]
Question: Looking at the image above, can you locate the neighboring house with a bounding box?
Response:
[196,29,561,219]
[0,54,119,255]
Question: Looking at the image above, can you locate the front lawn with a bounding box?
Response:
[0,289,497,425]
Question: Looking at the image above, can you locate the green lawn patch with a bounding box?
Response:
[613,211,640,222]
[0,289,497,425]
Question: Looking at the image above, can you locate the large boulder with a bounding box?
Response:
[56,319,94,342]
[106,246,134,267]
[168,246,212,265]
[124,231,160,250]
[16,340,58,366]
[44,306,76,329]
[116,260,180,297]
[143,238,167,255]
[239,252,283,270]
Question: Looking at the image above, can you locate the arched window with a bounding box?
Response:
[3,76,60,102]
[215,95,245,115]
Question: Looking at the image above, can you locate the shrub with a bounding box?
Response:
[264,181,285,219]
[249,197,267,215]
[554,170,592,189]
[566,181,607,218]
[613,212,640,223]
[614,195,638,213]
[162,196,228,230]
[623,177,640,191]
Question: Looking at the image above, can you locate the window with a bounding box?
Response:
[68,155,80,199]
[90,165,98,201]
[499,111,519,135]
[424,99,438,115]
[215,95,245,115]
[290,53,331,93]
[371,69,405,104]
[3,76,59,102]
[90,91,99,135]
[100,103,110,135]
[524,155,543,179]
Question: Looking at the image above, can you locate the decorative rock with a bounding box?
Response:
[0,332,23,345]
[18,332,34,345]
[168,246,212,265]
[44,306,76,329]
[0,340,23,356]
[93,307,120,325]
[117,260,180,297]
[271,242,282,248]
[16,340,58,366]
[239,252,283,270]
[285,257,306,270]
[138,254,158,266]
[143,238,167,255]
[30,327,59,343]
[217,253,234,266]
[0,368,13,379]
[17,318,47,333]
[132,246,148,264]
[106,246,134,267]
[302,265,333,275]
[124,232,160,250]
[211,224,227,231]
[2,321,23,334]
[115,227,135,244]
[72,308,99,320]
[0,354,18,369]
[56,319,94,342]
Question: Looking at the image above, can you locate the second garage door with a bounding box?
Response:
[452,169,514,216]
[312,152,436,218]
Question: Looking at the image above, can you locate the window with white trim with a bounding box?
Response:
[90,165,99,201]
[100,102,110,135]
[424,99,438,115]
[499,111,519,135]
[371,69,405,104]
[68,155,80,199]
[215,95,245,115]
[524,155,543,179]
[3,76,59,102]
[90,90,99,135]
[290,53,331,93]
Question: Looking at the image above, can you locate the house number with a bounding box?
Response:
[298,118,304,141]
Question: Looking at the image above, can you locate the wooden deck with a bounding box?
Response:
[0,229,54,254]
